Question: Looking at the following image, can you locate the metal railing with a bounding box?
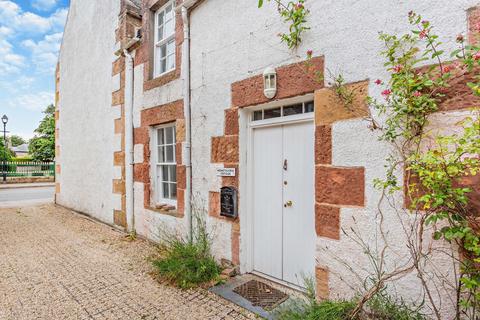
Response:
[2,161,55,178]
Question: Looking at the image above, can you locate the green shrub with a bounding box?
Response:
[366,294,425,320]
[275,279,425,320]
[11,157,33,162]
[152,213,221,289]
[278,300,356,320]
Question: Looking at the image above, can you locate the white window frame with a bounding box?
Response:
[153,1,176,78]
[152,123,177,207]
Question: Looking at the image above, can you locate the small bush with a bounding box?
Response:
[276,279,425,320]
[366,294,425,320]
[278,300,356,320]
[152,213,221,289]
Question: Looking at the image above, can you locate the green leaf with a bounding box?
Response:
[258,0,264,8]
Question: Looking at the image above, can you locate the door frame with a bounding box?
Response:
[240,93,315,289]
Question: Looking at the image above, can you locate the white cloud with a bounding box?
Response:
[0,38,25,74]
[32,0,58,12]
[0,76,35,93]
[0,26,12,37]
[22,32,63,73]
[0,1,67,34]
[6,91,54,111]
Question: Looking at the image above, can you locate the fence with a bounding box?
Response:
[1,161,55,178]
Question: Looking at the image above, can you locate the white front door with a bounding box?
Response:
[252,121,316,287]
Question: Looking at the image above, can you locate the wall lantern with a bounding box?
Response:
[263,67,277,99]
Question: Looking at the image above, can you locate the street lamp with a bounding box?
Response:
[2,115,8,183]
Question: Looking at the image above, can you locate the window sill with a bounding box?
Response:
[147,204,182,218]
[144,69,179,92]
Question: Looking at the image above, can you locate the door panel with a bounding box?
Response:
[253,126,283,279]
[282,122,316,286]
[252,121,315,287]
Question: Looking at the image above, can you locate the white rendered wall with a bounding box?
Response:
[188,0,478,315]
[131,52,187,241]
[57,0,120,224]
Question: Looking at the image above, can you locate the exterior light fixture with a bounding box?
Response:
[263,67,277,99]
[1,115,8,125]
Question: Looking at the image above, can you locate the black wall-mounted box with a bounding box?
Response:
[220,186,238,218]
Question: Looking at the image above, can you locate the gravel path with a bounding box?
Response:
[0,204,257,320]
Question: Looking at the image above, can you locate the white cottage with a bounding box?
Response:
[56,0,480,316]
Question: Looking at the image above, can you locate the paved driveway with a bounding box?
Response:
[0,204,255,320]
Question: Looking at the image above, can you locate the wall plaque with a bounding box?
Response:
[220,186,238,218]
[216,168,236,177]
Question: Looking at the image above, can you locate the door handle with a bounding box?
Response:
[284,200,293,208]
[283,159,288,171]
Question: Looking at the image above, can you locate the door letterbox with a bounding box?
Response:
[220,187,238,218]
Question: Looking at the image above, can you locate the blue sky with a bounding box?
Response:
[0,0,69,140]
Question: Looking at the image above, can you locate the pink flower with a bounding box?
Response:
[442,65,454,73]
[421,20,429,26]
[419,29,428,39]
[382,89,392,97]
[393,65,403,73]
[374,79,383,85]
[413,91,422,97]
[306,49,313,57]
[295,3,304,10]
[474,52,480,61]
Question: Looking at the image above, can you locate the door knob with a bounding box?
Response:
[284,200,293,207]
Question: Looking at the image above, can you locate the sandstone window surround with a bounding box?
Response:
[153,0,176,77]
[152,123,177,208]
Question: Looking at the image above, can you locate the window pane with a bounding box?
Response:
[160,44,167,59]
[165,145,174,162]
[157,146,165,163]
[305,101,314,113]
[163,183,170,198]
[169,165,177,183]
[165,126,174,144]
[158,26,164,41]
[166,54,175,72]
[264,107,281,119]
[160,58,167,74]
[167,39,175,55]
[165,18,174,36]
[283,104,303,116]
[165,4,172,15]
[157,11,164,28]
[253,110,262,121]
[157,128,164,145]
[162,165,169,181]
[170,183,177,199]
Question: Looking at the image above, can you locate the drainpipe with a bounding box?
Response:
[181,6,193,240]
[123,48,135,232]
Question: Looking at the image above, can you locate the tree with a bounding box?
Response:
[9,135,26,147]
[0,138,13,161]
[29,104,55,161]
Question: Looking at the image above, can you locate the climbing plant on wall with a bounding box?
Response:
[369,12,480,319]
[258,0,310,49]
[260,2,480,319]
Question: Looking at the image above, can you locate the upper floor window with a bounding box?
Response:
[154,1,176,77]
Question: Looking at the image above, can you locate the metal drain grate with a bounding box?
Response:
[233,280,288,311]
